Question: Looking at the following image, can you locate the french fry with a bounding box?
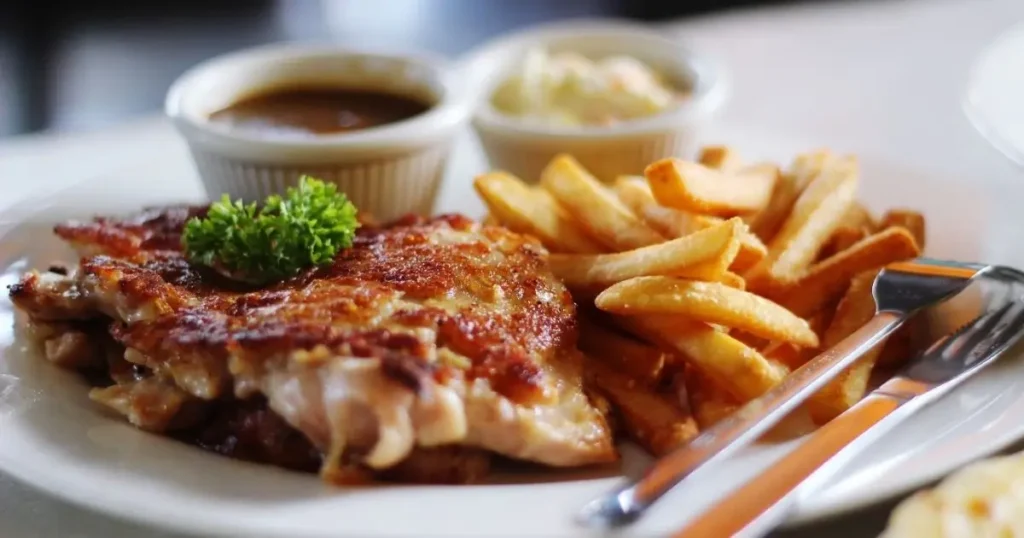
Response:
[762,341,805,370]
[482,213,501,227]
[645,158,777,217]
[741,162,782,180]
[821,226,868,259]
[805,301,840,363]
[763,306,835,370]
[744,156,860,294]
[808,270,887,423]
[685,369,740,429]
[473,171,605,254]
[730,232,769,273]
[685,366,815,439]
[820,202,875,258]
[880,209,926,250]
[840,202,876,231]
[597,277,819,347]
[540,155,666,250]
[732,331,769,350]
[614,176,712,237]
[620,316,788,402]
[578,317,667,384]
[808,306,837,341]
[747,150,831,242]
[585,358,699,456]
[697,145,743,172]
[614,177,767,271]
[547,218,742,290]
[771,226,921,318]
[720,271,746,290]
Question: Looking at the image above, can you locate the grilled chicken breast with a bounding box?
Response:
[9,207,616,482]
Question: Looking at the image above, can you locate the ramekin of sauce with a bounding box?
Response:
[460,20,727,183]
[166,45,469,221]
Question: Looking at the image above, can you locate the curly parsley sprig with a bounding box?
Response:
[182,176,360,284]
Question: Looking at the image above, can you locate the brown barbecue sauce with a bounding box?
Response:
[208,87,431,137]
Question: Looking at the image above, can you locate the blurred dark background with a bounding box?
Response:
[0,0,827,138]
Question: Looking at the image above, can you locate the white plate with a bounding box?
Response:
[966,21,1024,167]
[0,122,1019,537]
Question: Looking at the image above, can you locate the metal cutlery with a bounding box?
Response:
[676,272,1024,537]
[577,258,1003,528]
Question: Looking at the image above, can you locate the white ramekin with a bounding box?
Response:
[460,19,729,183]
[165,44,470,222]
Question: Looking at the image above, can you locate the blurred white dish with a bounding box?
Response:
[0,122,1018,537]
[965,22,1024,167]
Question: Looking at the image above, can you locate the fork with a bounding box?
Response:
[677,274,1024,537]
[577,258,999,527]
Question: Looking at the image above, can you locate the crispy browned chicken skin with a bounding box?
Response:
[9,207,616,483]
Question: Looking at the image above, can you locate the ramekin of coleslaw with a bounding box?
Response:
[460,20,728,183]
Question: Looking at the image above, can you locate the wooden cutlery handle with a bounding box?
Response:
[674,395,902,537]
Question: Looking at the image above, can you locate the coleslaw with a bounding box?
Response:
[490,47,687,127]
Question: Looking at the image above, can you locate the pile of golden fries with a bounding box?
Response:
[474,145,926,456]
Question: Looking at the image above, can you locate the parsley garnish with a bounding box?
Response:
[182,176,359,284]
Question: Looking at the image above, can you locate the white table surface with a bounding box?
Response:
[2,0,1023,536]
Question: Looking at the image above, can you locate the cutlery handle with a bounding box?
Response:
[673,394,906,538]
